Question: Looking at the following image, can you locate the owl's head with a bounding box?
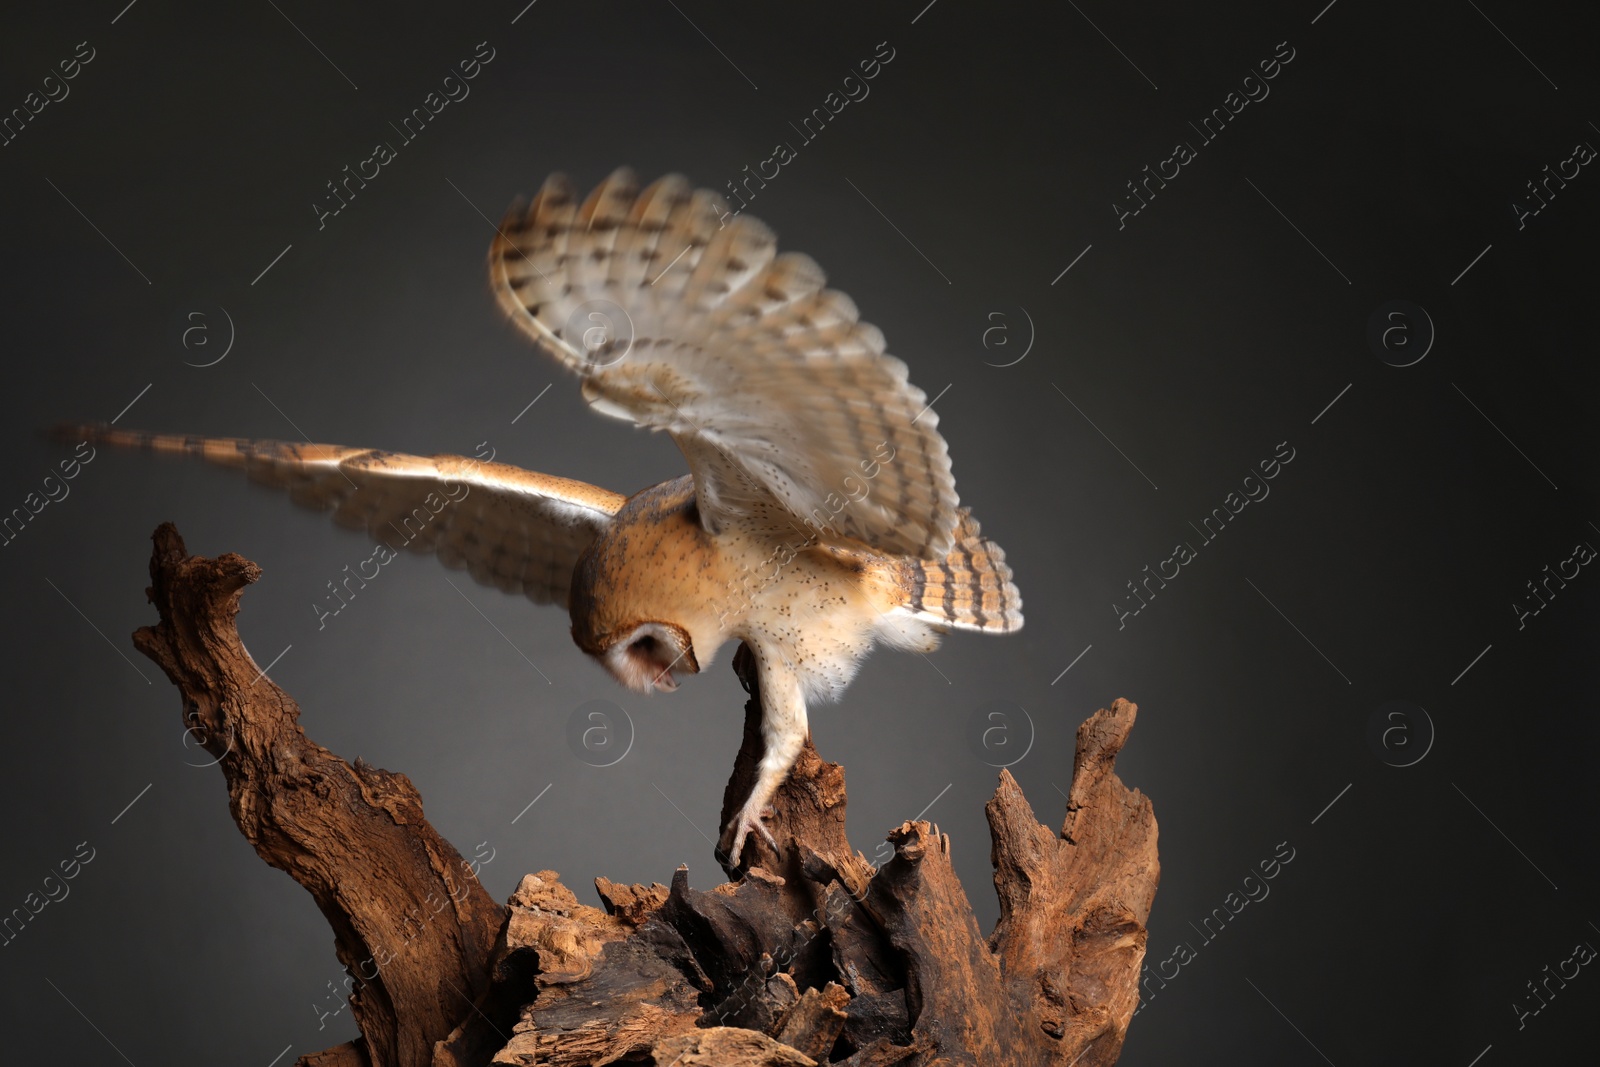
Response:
[595,620,699,693]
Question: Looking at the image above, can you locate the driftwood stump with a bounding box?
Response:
[134,524,1159,1066]
[135,524,507,1067]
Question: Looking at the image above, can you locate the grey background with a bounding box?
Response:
[1,1,1595,1063]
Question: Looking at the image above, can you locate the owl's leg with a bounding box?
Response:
[719,649,808,864]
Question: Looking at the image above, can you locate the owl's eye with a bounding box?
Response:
[630,635,660,655]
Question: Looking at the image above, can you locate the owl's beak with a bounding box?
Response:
[650,639,695,690]
[604,622,697,694]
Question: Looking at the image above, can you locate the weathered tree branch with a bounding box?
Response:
[135,524,505,1067]
[134,525,1158,1066]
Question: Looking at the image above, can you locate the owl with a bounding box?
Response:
[63,169,1023,863]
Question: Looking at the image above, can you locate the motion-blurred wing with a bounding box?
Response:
[58,424,624,606]
[489,168,959,559]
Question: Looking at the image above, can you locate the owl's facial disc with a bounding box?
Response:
[603,622,698,693]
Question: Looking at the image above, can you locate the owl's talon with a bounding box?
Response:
[718,803,779,866]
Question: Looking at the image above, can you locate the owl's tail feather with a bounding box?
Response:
[897,510,1023,634]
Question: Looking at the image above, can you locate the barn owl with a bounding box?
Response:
[63,169,1023,864]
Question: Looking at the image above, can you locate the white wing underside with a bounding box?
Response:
[490,169,962,560]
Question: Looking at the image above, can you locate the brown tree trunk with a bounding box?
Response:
[135,524,506,1067]
[133,525,1158,1066]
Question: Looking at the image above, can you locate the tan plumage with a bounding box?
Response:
[52,426,623,606]
[891,511,1022,634]
[62,168,1023,865]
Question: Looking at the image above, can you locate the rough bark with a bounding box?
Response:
[134,526,1158,1066]
[133,524,505,1067]
[987,701,1158,1065]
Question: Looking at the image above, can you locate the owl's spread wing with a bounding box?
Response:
[489,168,960,559]
[58,425,624,605]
